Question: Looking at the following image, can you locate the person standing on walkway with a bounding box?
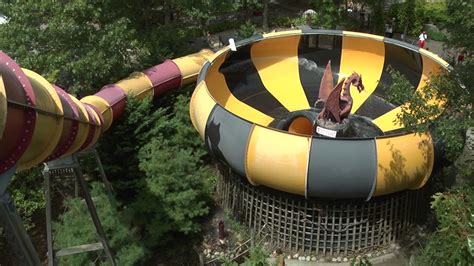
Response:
[418,31,427,48]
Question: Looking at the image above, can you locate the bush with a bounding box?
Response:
[426,29,447,41]
[53,182,146,265]
[131,92,216,248]
[417,186,474,265]
[9,167,45,230]
[424,2,449,28]
[238,21,257,39]
[310,1,340,30]
[97,89,216,258]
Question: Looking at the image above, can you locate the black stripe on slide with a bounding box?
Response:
[298,33,343,107]
[205,105,252,176]
[355,42,423,119]
[219,44,289,119]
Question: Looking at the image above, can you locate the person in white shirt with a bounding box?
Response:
[418,31,427,48]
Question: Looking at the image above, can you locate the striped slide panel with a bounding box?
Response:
[196,61,210,84]
[115,72,153,100]
[17,69,63,169]
[64,96,91,156]
[45,87,79,161]
[0,52,36,173]
[95,84,127,121]
[339,32,385,113]
[220,44,289,119]
[205,105,252,176]
[79,104,102,151]
[142,60,181,97]
[358,39,423,122]
[307,138,377,200]
[205,52,274,126]
[374,133,434,196]
[189,81,216,139]
[246,125,310,196]
[297,30,343,106]
[173,49,215,85]
[80,95,112,131]
[372,46,447,133]
[251,35,310,111]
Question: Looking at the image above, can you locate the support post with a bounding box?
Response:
[72,155,116,266]
[43,166,54,266]
[0,166,41,266]
[43,153,116,266]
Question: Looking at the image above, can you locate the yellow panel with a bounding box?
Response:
[63,96,90,156]
[374,133,434,196]
[115,72,153,99]
[80,95,113,131]
[372,107,403,132]
[173,49,215,85]
[339,36,385,113]
[205,54,274,126]
[251,35,310,111]
[419,49,450,69]
[208,47,230,63]
[373,52,446,132]
[189,81,216,139]
[246,125,310,196]
[0,75,6,138]
[262,29,302,38]
[18,69,64,169]
[342,31,384,41]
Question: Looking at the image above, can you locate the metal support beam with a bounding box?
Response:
[0,166,41,266]
[72,155,116,266]
[43,152,116,266]
[42,167,54,266]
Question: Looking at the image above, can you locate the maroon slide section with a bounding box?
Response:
[143,60,181,97]
[0,53,37,172]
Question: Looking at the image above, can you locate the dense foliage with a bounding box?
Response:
[54,91,216,264]
[385,1,473,264]
[417,186,474,265]
[54,183,146,265]
[8,168,44,230]
[0,1,155,95]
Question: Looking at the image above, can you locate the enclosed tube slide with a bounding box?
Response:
[0,49,214,175]
[0,30,450,201]
[190,30,450,200]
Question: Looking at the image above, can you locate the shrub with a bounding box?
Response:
[53,182,146,265]
[9,167,45,230]
[417,186,474,265]
[238,21,257,39]
[426,29,447,41]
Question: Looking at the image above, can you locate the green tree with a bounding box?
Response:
[417,187,474,265]
[385,0,473,264]
[310,0,340,29]
[8,168,45,231]
[54,183,146,265]
[132,92,216,247]
[0,1,154,95]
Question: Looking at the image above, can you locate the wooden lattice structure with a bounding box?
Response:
[216,165,429,256]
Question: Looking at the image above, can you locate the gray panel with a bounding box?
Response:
[205,105,252,176]
[236,34,263,47]
[197,61,210,83]
[301,29,343,36]
[307,138,377,199]
[384,38,419,53]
